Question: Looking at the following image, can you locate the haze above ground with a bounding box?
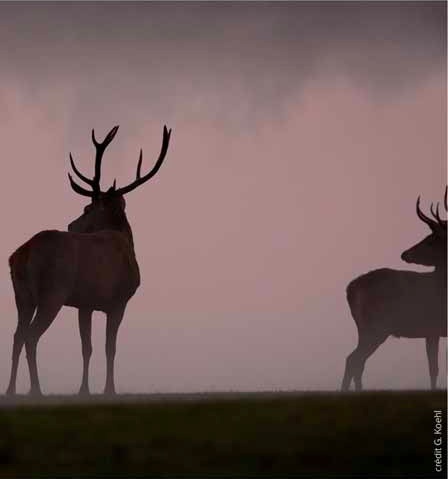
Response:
[0,2,445,393]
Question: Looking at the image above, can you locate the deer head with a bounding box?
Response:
[401,189,447,267]
[67,125,171,234]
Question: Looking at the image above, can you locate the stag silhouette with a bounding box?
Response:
[341,190,447,391]
[6,125,172,396]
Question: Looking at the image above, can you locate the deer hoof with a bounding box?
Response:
[78,387,91,396]
[103,387,116,396]
[28,388,43,397]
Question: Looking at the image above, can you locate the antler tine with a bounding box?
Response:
[91,126,119,148]
[68,173,95,197]
[433,203,443,225]
[416,196,438,229]
[68,125,119,198]
[439,187,448,226]
[114,125,172,196]
[136,149,143,179]
[69,153,94,186]
[431,191,448,227]
[91,126,120,196]
[430,202,438,219]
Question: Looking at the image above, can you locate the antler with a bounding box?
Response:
[416,188,448,230]
[68,125,171,198]
[444,186,447,213]
[112,126,172,196]
[68,126,119,198]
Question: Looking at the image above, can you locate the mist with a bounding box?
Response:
[0,1,446,394]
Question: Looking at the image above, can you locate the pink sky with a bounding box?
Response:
[0,3,445,393]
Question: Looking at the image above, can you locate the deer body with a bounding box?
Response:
[347,268,446,339]
[341,192,447,391]
[6,125,171,396]
[10,229,140,313]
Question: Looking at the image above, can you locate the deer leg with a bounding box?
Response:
[352,334,388,391]
[6,300,35,396]
[342,338,367,392]
[78,309,93,395]
[425,336,439,390]
[342,344,368,391]
[341,348,357,391]
[25,298,64,396]
[104,304,126,395]
[342,333,387,392]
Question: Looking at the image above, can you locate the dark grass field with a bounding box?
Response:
[0,390,445,478]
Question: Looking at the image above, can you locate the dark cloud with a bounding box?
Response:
[0,2,445,393]
[0,1,445,127]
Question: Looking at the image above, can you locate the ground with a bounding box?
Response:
[0,390,445,478]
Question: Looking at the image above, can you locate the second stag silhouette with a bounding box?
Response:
[341,191,447,391]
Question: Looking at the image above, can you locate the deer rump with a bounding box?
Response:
[10,229,140,313]
[347,268,447,339]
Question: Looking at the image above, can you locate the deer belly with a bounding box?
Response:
[65,287,117,311]
[389,302,445,338]
[65,262,138,311]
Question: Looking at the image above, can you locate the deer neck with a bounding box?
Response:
[119,217,136,253]
[108,209,136,255]
[431,263,447,291]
